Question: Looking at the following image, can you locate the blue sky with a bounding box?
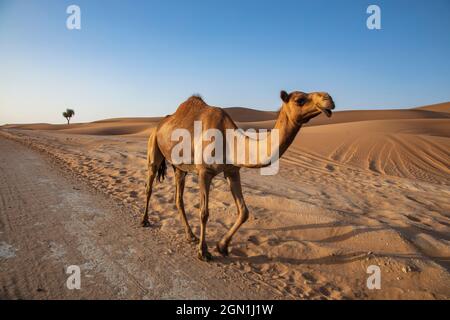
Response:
[0,0,449,124]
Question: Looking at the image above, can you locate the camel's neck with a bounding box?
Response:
[272,105,302,158]
[236,105,301,168]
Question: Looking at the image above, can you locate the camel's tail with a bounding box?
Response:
[156,159,167,182]
[147,127,167,183]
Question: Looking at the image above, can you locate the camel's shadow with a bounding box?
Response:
[210,221,373,266]
[211,220,449,270]
[216,251,368,267]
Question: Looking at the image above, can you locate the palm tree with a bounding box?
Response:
[62,108,75,125]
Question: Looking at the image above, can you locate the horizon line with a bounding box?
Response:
[1,100,449,127]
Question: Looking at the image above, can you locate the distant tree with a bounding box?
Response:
[62,108,75,125]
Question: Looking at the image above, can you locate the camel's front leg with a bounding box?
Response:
[174,168,198,243]
[198,170,213,261]
[217,171,249,256]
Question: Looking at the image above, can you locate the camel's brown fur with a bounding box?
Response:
[142,90,335,261]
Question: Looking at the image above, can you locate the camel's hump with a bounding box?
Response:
[176,95,208,111]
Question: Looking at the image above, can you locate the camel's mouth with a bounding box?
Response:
[316,105,333,118]
[323,108,332,117]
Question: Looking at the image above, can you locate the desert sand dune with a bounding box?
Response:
[414,101,450,113]
[306,107,450,127]
[0,101,449,299]
[92,117,164,123]
[223,107,279,122]
[4,103,448,135]
[292,118,450,184]
[1,121,159,136]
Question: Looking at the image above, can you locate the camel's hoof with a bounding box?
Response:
[141,220,151,228]
[216,243,229,257]
[197,250,213,262]
[186,233,199,244]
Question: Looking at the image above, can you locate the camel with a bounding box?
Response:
[142,90,335,261]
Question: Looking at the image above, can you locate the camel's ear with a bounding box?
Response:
[280,90,290,103]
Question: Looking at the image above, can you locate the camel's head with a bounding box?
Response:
[280,90,335,125]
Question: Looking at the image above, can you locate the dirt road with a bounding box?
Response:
[0,137,280,299]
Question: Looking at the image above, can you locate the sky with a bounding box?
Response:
[0,0,449,124]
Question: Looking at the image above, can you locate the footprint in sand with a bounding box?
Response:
[405,214,421,223]
[129,191,138,198]
[318,286,331,297]
[247,235,260,245]
[302,272,317,284]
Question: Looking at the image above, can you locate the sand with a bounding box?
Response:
[1,102,449,299]
[0,138,281,299]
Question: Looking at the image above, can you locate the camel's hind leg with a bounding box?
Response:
[197,170,213,261]
[142,130,164,227]
[217,170,249,256]
[174,168,198,243]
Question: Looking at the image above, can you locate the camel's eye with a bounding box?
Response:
[296,98,307,106]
